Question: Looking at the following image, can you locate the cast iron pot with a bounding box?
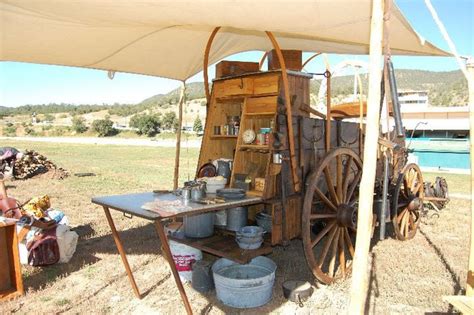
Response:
[282,280,313,307]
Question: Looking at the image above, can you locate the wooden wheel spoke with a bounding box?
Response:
[338,229,346,277]
[413,182,422,195]
[399,212,406,236]
[344,228,355,258]
[403,179,410,198]
[315,187,337,212]
[317,225,339,267]
[311,220,336,248]
[404,213,409,237]
[407,169,415,188]
[328,228,340,278]
[310,213,337,220]
[408,211,415,229]
[397,208,408,224]
[336,155,343,201]
[342,156,354,202]
[345,171,362,204]
[324,167,340,205]
[410,173,418,192]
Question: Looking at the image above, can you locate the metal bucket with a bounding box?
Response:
[226,207,248,231]
[214,210,227,228]
[192,260,214,293]
[184,212,215,238]
[212,256,277,308]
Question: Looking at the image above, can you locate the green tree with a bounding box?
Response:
[44,113,55,122]
[193,116,203,133]
[162,112,178,131]
[72,116,88,133]
[92,118,115,137]
[129,114,161,137]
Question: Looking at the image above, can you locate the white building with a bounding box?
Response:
[398,90,429,110]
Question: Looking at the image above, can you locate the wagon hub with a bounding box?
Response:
[336,204,357,229]
[407,197,422,211]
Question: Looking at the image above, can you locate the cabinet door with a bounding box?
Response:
[213,78,253,98]
[245,96,277,115]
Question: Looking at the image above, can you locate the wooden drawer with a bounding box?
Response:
[253,74,279,95]
[213,77,253,98]
[246,96,277,114]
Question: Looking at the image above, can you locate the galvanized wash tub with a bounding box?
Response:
[212,256,277,308]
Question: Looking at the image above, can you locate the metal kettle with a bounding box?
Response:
[189,181,206,201]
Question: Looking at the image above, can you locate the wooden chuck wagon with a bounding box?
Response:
[91,45,441,315]
[197,46,425,285]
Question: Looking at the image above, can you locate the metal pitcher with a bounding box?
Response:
[190,181,206,201]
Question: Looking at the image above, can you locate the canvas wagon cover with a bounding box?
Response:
[0,0,447,80]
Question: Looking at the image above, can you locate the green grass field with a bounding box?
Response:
[4,139,469,195]
[3,139,200,195]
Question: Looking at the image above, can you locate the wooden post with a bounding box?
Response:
[173,81,186,190]
[467,57,474,296]
[348,0,384,313]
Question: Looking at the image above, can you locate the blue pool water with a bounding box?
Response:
[408,139,470,170]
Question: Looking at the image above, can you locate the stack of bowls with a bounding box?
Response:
[235,226,265,249]
[200,176,227,193]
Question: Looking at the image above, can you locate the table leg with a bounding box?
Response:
[154,221,193,315]
[103,206,142,299]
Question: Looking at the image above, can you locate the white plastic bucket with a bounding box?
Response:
[169,240,203,282]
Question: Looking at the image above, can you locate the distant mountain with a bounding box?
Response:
[139,69,467,107]
[309,69,467,106]
[139,82,208,106]
[1,69,467,118]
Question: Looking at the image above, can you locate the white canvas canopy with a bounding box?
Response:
[0,0,447,80]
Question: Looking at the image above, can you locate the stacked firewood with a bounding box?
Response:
[14,150,69,180]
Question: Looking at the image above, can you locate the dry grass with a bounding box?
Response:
[0,139,470,314]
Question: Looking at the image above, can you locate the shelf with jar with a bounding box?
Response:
[210,115,241,139]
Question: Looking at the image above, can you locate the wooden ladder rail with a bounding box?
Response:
[265,31,300,192]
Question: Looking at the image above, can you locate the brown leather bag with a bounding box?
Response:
[26,226,60,266]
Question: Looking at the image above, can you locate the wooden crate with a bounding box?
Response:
[215,61,260,79]
[267,50,302,71]
[0,222,24,301]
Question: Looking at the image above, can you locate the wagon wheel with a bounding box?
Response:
[391,163,424,241]
[303,148,363,284]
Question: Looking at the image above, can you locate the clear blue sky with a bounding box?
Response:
[0,0,472,107]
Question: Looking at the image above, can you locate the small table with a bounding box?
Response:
[92,192,263,315]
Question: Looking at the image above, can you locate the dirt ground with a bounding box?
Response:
[0,140,470,314]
